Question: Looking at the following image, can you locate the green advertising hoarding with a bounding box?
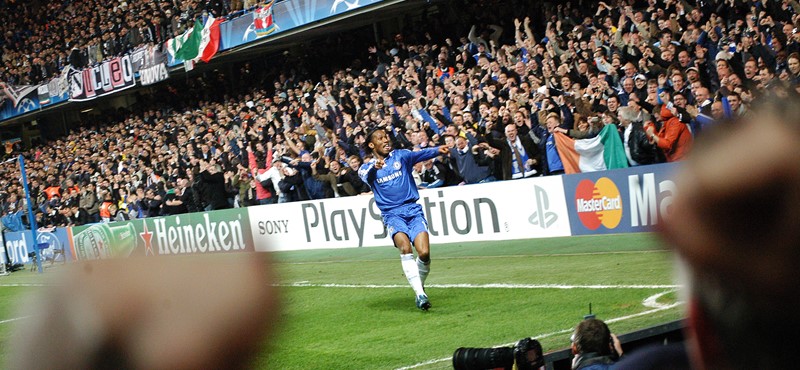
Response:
[69,209,255,260]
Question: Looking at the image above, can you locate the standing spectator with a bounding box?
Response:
[80,183,100,223]
[449,134,493,184]
[161,183,187,216]
[99,193,114,223]
[240,178,259,207]
[488,122,540,180]
[617,106,657,166]
[198,160,230,211]
[278,165,308,202]
[139,187,162,218]
[126,192,142,220]
[646,99,693,162]
[248,144,275,205]
[339,155,371,195]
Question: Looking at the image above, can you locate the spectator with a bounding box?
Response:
[249,143,276,205]
[99,193,114,223]
[419,156,460,188]
[617,106,657,166]
[139,187,162,218]
[530,111,566,176]
[449,134,493,184]
[310,154,342,198]
[646,96,692,162]
[68,202,91,227]
[338,155,370,195]
[79,182,100,222]
[278,165,308,202]
[488,123,540,180]
[161,183,187,216]
[198,161,230,211]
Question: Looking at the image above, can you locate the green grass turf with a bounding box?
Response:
[0,233,684,369]
[261,233,683,369]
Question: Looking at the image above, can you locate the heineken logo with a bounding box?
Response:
[70,209,255,260]
[140,221,155,256]
[154,213,247,255]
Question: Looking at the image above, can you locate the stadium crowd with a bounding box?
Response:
[0,0,258,86]
[1,0,798,229]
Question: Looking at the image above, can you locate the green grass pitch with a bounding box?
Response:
[0,233,684,369]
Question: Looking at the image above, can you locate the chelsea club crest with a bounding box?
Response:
[393,161,401,170]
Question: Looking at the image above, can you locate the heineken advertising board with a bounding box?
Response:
[69,209,255,260]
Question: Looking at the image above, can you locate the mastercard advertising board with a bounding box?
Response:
[562,163,679,235]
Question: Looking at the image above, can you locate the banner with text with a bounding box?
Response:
[131,45,170,86]
[562,163,679,235]
[38,66,71,107]
[69,55,136,102]
[1,228,73,265]
[247,176,571,251]
[68,208,255,260]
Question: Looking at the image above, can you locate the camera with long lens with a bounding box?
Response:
[452,337,543,370]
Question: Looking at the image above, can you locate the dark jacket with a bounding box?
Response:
[573,352,616,370]
[626,122,658,165]
[339,168,370,195]
[278,170,309,202]
[70,207,91,226]
[488,134,541,180]
[450,145,491,184]
[199,170,230,210]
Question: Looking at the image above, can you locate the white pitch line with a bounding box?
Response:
[280,250,669,265]
[0,283,49,287]
[642,290,679,309]
[278,282,681,289]
[395,291,684,370]
[0,316,30,325]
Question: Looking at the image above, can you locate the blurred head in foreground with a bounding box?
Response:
[663,96,800,370]
[7,254,279,370]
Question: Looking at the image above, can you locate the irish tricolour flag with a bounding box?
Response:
[554,124,629,174]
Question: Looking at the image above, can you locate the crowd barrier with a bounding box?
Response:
[0,163,678,265]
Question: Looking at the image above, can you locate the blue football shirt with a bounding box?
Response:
[359,147,441,213]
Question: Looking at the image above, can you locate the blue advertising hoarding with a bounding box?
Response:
[0,92,40,121]
[1,228,72,265]
[562,163,680,235]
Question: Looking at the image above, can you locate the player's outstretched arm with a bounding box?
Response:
[408,146,445,164]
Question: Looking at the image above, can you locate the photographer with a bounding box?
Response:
[571,318,622,370]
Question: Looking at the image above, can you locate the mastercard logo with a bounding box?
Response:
[575,178,623,230]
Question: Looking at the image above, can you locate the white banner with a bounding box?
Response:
[247,176,571,252]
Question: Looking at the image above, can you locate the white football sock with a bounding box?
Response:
[417,257,430,285]
[401,253,425,297]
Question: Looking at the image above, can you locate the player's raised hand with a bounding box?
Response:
[375,158,385,169]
